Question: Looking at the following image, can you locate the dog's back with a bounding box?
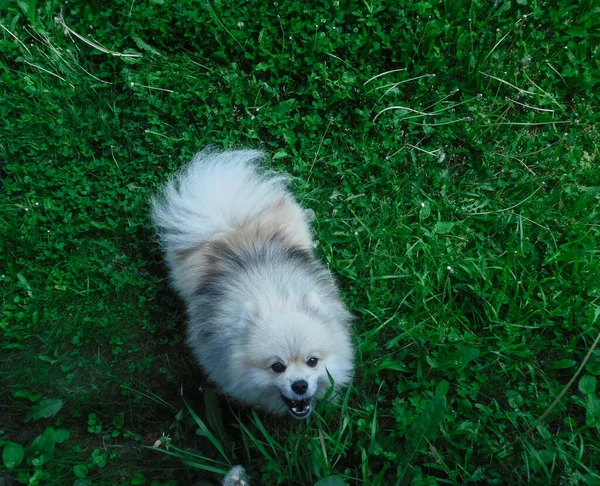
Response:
[151,149,313,301]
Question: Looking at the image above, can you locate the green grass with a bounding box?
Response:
[1,0,599,484]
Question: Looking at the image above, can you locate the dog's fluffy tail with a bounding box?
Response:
[151,149,288,257]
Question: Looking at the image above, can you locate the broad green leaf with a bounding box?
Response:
[55,429,70,444]
[586,351,600,375]
[74,465,88,479]
[130,473,146,484]
[566,26,586,37]
[579,375,597,395]
[17,0,37,24]
[550,359,576,370]
[419,202,431,221]
[273,98,296,115]
[406,395,446,457]
[433,221,454,234]
[3,441,24,469]
[13,390,42,402]
[506,390,524,408]
[431,348,480,370]
[27,399,64,421]
[435,380,449,398]
[586,394,600,427]
[92,449,107,467]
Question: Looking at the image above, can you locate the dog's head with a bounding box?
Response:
[237,293,353,418]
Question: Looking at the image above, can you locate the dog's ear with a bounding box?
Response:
[302,292,320,311]
[241,301,260,323]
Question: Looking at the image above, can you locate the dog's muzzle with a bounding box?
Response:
[281,394,312,418]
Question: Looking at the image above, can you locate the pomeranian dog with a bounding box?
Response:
[152,149,354,418]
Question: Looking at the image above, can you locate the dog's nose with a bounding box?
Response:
[291,380,308,395]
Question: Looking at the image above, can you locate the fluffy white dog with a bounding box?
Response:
[152,149,354,418]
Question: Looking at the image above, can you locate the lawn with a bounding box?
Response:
[1,0,599,485]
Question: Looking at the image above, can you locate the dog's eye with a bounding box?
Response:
[307,357,319,368]
[271,362,286,373]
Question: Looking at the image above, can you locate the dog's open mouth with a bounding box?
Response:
[281,395,312,418]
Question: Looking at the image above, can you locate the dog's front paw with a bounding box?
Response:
[222,465,249,486]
